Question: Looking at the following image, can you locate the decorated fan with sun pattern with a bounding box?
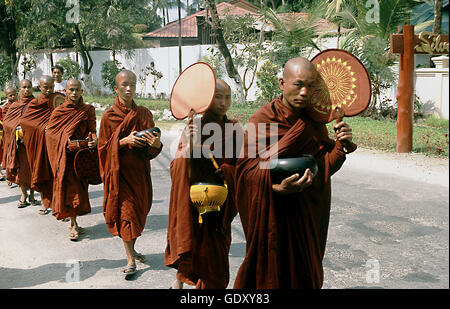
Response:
[306,49,372,124]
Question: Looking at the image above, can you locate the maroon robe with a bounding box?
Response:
[233,96,355,289]
[98,96,162,241]
[20,94,54,208]
[165,114,242,289]
[45,97,96,220]
[3,96,34,187]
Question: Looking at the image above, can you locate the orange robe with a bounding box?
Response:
[45,97,96,220]
[20,94,55,208]
[98,96,162,241]
[233,96,355,289]
[165,114,242,289]
[2,96,34,187]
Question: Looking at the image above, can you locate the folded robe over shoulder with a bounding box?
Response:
[3,96,34,187]
[165,114,242,289]
[98,96,162,242]
[233,96,354,289]
[45,97,96,220]
[20,94,55,208]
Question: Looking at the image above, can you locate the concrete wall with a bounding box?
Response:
[415,56,449,119]
[16,37,341,102]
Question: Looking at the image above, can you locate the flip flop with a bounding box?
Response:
[30,200,41,206]
[17,200,30,208]
[122,266,137,277]
[133,253,146,263]
[39,208,50,215]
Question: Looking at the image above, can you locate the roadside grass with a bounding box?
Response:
[1,92,448,158]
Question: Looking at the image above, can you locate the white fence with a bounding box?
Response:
[17,38,341,102]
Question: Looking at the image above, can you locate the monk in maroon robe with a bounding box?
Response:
[233,57,356,289]
[3,80,37,206]
[1,87,18,184]
[46,79,97,241]
[165,80,243,289]
[20,75,55,215]
[98,70,162,276]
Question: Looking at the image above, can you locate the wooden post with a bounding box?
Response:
[396,24,414,153]
[390,27,449,153]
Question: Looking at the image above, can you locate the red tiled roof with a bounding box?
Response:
[143,1,346,39]
[143,2,258,38]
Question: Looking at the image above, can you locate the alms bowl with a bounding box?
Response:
[269,155,318,184]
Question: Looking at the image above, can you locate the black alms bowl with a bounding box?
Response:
[134,127,161,138]
[269,155,318,184]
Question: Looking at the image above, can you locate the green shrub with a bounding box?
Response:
[256,60,280,103]
[101,60,124,92]
[0,54,13,89]
[56,55,81,79]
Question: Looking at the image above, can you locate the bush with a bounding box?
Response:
[0,54,13,89]
[132,24,149,33]
[56,55,81,80]
[101,60,124,92]
[256,60,280,103]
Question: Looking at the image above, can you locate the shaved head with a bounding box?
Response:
[19,79,32,88]
[5,87,17,96]
[216,79,231,93]
[115,70,136,85]
[66,78,82,88]
[282,57,316,79]
[40,75,54,85]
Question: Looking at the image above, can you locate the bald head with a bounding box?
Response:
[40,75,55,97]
[216,79,231,92]
[5,87,17,96]
[40,75,54,84]
[66,78,81,88]
[19,79,32,88]
[115,70,136,86]
[5,87,18,103]
[282,57,316,79]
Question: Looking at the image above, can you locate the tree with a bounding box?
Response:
[221,14,268,100]
[433,0,443,34]
[261,3,325,69]
[333,0,424,108]
[203,0,245,104]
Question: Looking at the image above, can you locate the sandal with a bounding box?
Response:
[29,199,41,206]
[133,253,146,263]
[68,226,85,241]
[17,200,30,208]
[122,266,137,277]
[39,208,50,215]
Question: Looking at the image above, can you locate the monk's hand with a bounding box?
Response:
[141,130,162,149]
[88,138,97,149]
[333,121,353,145]
[272,168,314,195]
[121,131,148,148]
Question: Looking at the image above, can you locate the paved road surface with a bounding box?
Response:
[0,127,448,289]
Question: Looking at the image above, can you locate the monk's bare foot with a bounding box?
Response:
[171,279,184,289]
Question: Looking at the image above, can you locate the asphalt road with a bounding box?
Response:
[0,127,448,289]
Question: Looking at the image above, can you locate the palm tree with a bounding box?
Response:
[331,0,425,108]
